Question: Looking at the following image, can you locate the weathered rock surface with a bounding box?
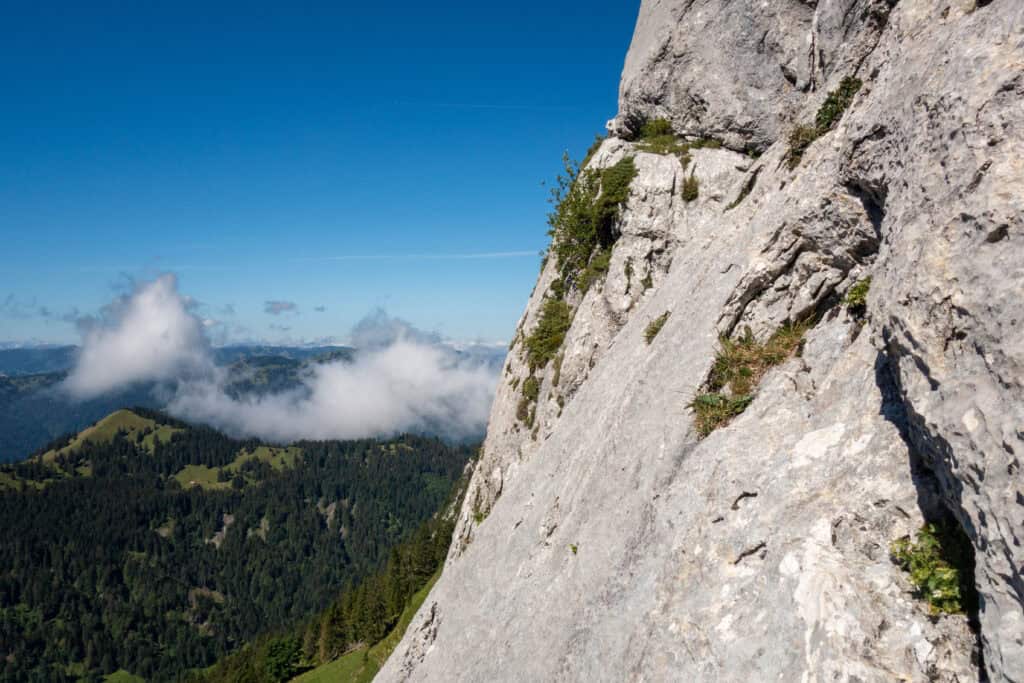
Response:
[380,1,1024,680]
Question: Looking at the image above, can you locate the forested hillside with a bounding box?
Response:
[0,409,473,682]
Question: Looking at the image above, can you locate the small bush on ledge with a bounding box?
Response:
[644,312,670,344]
[690,322,808,437]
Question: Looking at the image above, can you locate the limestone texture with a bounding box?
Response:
[379,1,1024,680]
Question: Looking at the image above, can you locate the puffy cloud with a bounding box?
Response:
[63,275,213,398]
[264,300,298,315]
[63,277,499,441]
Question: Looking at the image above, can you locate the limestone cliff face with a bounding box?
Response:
[380,1,1024,680]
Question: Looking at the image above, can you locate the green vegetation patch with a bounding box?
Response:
[290,647,370,683]
[786,76,862,169]
[816,77,863,132]
[634,118,723,166]
[174,445,303,490]
[690,323,809,437]
[524,299,573,371]
[844,276,871,316]
[547,155,636,291]
[644,312,671,345]
[104,669,145,683]
[891,522,977,615]
[681,170,699,202]
[40,409,181,463]
[578,248,612,295]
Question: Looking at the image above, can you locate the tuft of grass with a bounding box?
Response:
[690,393,754,437]
[786,76,863,169]
[524,298,573,371]
[569,544,579,555]
[815,77,863,132]
[891,522,977,615]
[785,124,821,170]
[640,118,673,138]
[644,312,670,344]
[690,322,809,437]
[844,276,871,316]
[681,170,699,202]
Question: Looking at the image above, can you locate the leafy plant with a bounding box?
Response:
[681,170,699,202]
[844,276,871,316]
[891,522,977,615]
[644,312,670,344]
[690,323,809,437]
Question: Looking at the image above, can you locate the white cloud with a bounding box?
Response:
[63,275,212,398]
[63,276,499,441]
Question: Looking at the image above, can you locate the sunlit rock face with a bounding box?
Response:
[380,1,1024,680]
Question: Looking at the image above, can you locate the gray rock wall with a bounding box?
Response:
[379,1,1024,680]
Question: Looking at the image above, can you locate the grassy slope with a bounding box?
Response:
[291,648,370,683]
[174,445,302,490]
[40,409,180,462]
[103,670,145,683]
[0,409,181,490]
[292,570,442,683]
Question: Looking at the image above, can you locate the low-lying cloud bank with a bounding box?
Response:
[62,276,500,442]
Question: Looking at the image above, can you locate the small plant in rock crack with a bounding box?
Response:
[681,169,700,202]
[891,521,977,615]
[689,322,809,437]
[644,312,670,344]
[844,277,871,316]
[786,76,863,169]
[569,544,578,555]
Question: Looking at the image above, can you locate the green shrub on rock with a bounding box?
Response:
[525,299,572,371]
[891,522,977,615]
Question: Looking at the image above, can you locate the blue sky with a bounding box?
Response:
[0,1,640,345]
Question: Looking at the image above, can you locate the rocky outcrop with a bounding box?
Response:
[380,1,1024,680]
